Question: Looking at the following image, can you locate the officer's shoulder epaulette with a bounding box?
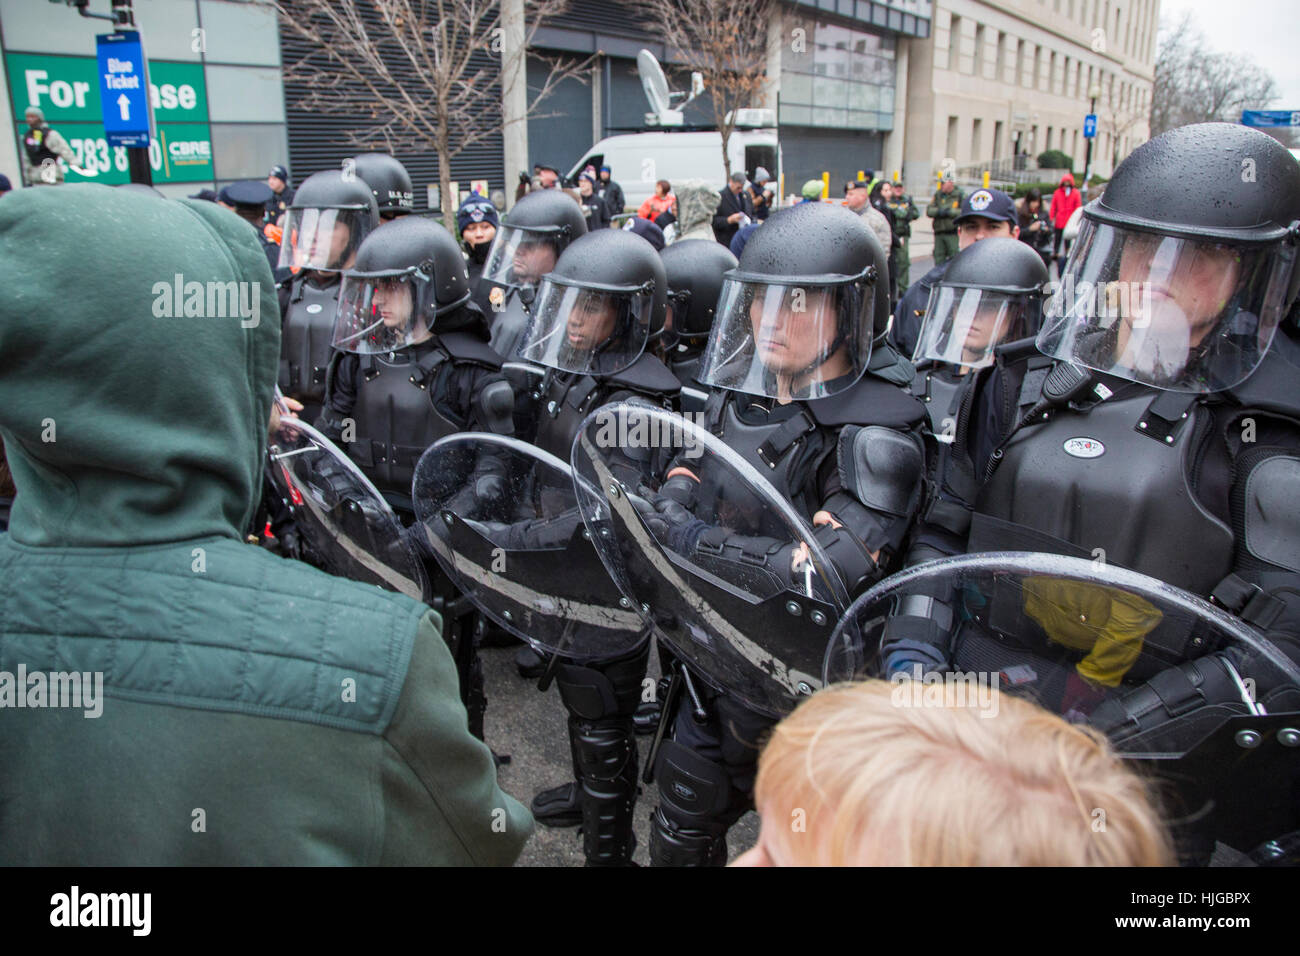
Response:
[807,373,926,429]
[605,353,682,396]
[437,329,504,369]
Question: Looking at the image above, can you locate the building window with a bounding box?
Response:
[947,115,959,159]
[972,118,983,158]
[779,18,899,132]
[994,120,1004,158]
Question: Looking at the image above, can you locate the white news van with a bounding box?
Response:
[564,51,780,214]
[565,117,781,214]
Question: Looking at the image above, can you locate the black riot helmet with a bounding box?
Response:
[697,202,888,401]
[480,189,588,290]
[660,239,737,352]
[332,216,471,354]
[517,228,666,377]
[1038,123,1300,393]
[915,237,1049,369]
[279,169,380,272]
[346,152,415,218]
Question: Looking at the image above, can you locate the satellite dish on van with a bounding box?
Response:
[639,49,671,118]
[637,49,703,127]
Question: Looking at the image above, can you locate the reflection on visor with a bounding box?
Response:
[279,207,371,271]
[481,226,564,288]
[518,282,652,375]
[915,288,1031,369]
[698,276,874,401]
[1038,219,1295,392]
[333,273,433,353]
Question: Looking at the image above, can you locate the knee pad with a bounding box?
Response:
[654,739,734,824]
[556,664,620,721]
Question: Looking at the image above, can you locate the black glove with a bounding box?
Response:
[635,485,708,553]
[473,507,583,551]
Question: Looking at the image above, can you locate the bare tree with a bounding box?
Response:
[268,0,590,230]
[644,0,776,179]
[1151,11,1279,137]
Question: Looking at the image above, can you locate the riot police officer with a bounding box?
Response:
[347,152,416,220]
[879,124,1300,860]
[477,189,587,359]
[512,228,681,865]
[658,239,736,411]
[318,215,516,739]
[643,202,928,865]
[277,170,379,423]
[909,237,1048,448]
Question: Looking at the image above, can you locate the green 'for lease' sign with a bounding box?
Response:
[8,52,213,184]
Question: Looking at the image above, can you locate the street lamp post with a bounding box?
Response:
[1083,83,1101,185]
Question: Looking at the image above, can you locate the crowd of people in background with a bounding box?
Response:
[6,117,1284,872]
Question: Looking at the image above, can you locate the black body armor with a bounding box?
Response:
[280,274,342,410]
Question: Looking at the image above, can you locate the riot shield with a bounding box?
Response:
[266,417,428,601]
[826,551,1300,860]
[571,402,850,719]
[411,433,650,660]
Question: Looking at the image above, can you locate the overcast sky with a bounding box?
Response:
[1158,0,1300,108]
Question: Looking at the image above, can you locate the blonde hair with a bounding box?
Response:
[753,680,1174,866]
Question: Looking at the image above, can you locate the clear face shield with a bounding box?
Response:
[1037,219,1299,392]
[333,268,435,354]
[517,278,654,376]
[697,268,876,401]
[278,206,374,272]
[480,225,568,289]
[914,287,1040,369]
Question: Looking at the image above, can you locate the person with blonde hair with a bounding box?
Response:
[732,679,1174,866]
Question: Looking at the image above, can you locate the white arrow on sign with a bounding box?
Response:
[117,92,131,121]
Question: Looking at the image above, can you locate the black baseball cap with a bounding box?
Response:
[955,187,1017,225]
[268,165,290,183]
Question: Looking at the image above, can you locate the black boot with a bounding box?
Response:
[531,781,582,828]
[515,645,545,678]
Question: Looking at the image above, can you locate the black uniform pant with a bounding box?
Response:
[648,678,774,866]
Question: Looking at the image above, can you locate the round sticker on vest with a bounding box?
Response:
[306,303,323,314]
[1063,437,1105,458]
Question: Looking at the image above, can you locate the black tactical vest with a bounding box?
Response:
[971,386,1234,595]
[280,275,341,404]
[345,346,464,506]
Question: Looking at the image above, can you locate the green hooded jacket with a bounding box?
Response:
[0,185,531,865]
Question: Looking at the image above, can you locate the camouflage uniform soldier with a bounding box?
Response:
[927,175,963,266]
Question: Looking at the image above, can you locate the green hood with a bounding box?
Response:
[0,184,280,547]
